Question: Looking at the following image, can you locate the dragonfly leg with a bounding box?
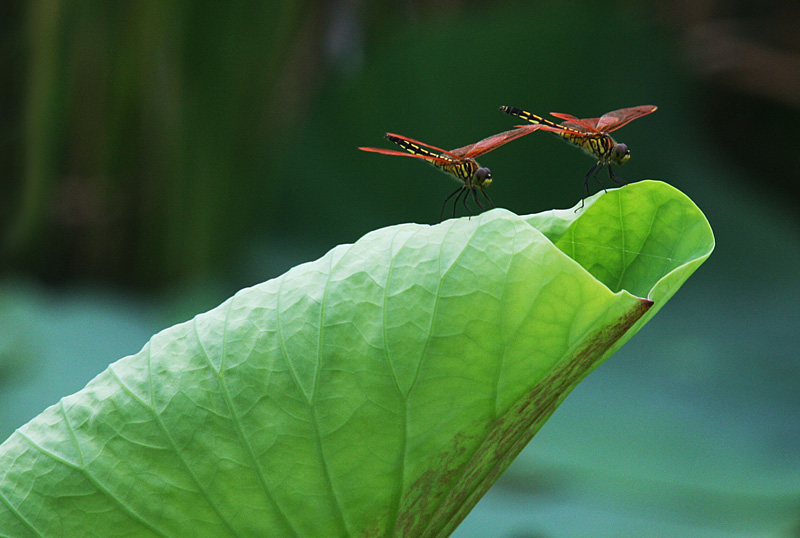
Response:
[461,188,473,217]
[480,189,495,208]
[592,164,607,193]
[607,165,626,186]
[472,188,486,211]
[440,186,464,223]
[579,163,601,211]
[454,188,468,219]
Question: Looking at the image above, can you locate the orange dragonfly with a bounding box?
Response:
[500,105,657,207]
[359,125,541,221]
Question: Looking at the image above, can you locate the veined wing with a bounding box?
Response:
[358,145,454,167]
[549,112,602,133]
[595,105,657,132]
[449,125,543,159]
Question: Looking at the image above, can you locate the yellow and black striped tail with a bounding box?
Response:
[500,106,561,130]
[385,134,441,159]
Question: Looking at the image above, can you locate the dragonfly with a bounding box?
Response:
[500,105,657,207]
[359,125,542,221]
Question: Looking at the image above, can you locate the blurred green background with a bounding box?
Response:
[2,1,799,536]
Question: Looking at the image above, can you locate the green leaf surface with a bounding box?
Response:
[0,180,713,537]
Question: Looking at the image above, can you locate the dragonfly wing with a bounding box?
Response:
[449,125,543,158]
[549,112,601,133]
[359,146,453,166]
[596,105,657,132]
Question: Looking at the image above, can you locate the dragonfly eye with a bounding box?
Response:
[612,143,630,164]
[474,167,492,187]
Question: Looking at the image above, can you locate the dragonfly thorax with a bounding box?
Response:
[438,158,492,189]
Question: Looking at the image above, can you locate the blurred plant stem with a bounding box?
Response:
[4,1,324,287]
[9,0,64,265]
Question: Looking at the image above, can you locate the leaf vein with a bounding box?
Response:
[382,225,426,537]
[0,460,45,538]
[15,407,170,537]
[107,363,243,538]
[193,300,300,537]
[311,244,360,537]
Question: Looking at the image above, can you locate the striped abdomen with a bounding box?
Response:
[386,134,442,160]
[500,106,564,132]
[385,134,483,187]
[499,106,618,163]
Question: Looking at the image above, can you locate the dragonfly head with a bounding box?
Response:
[474,167,492,188]
[611,143,630,165]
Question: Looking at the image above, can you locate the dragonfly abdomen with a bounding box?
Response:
[385,134,440,159]
[499,106,561,130]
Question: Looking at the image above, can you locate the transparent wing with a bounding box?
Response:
[595,105,658,132]
[449,125,544,158]
[549,112,601,133]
